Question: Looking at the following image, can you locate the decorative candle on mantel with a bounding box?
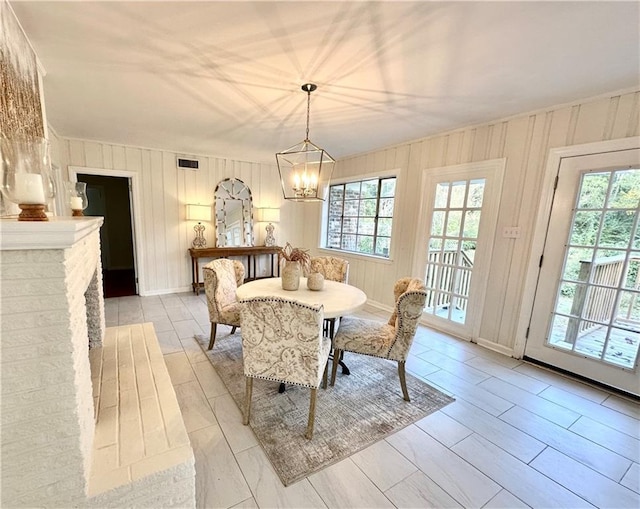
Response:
[14,173,46,204]
[0,136,52,221]
[70,196,83,210]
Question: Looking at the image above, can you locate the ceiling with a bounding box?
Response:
[10,1,640,164]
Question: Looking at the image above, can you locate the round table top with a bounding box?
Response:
[236,277,367,319]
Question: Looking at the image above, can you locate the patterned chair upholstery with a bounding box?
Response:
[330,277,427,401]
[309,256,349,283]
[308,256,349,339]
[240,297,332,439]
[203,259,245,350]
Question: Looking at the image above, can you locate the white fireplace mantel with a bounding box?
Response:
[0,216,103,250]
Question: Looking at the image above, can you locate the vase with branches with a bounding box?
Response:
[279,242,310,290]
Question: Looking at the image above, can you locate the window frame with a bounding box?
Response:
[321,173,398,260]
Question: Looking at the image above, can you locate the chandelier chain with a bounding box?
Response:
[305,88,311,142]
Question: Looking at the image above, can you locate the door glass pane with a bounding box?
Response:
[467,180,485,207]
[547,168,640,370]
[601,211,634,248]
[446,211,462,236]
[431,211,445,235]
[450,181,467,208]
[463,210,481,238]
[435,183,449,208]
[577,172,608,208]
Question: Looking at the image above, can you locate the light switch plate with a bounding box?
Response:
[503,226,521,238]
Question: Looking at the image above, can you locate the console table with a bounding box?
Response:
[189,246,281,294]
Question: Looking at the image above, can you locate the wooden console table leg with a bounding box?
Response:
[193,257,201,295]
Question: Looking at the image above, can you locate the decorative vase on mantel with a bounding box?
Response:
[281,260,301,290]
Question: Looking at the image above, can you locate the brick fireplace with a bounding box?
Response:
[1,217,195,507]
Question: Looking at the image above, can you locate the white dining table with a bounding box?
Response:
[236,277,367,318]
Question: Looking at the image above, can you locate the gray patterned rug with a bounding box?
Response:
[195,333,454,486]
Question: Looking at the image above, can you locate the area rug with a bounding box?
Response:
[195,333,454,486]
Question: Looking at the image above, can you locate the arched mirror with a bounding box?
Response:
[214,178,253,247]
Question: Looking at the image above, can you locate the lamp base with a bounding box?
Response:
[192,222,207,248]
[18,204,48,221]
[72,209,84,217]
[264,223,276,247]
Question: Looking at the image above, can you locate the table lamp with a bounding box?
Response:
[256,208,280,247]
[186,204,211,248]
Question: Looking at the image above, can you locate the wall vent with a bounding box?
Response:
[177,157,199,170]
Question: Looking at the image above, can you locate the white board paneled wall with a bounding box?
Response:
[55,89,639,353]
[308,89,639,354]
[58,139,287,295]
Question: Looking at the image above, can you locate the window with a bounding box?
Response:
[325,177,396,257]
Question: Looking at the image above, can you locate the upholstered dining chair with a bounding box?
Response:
[203,258,245,350]
[240,297,332,439]
[330,277,427,401]
[308,255,349,336]
[309,255,351,373]
[309,256,350,284]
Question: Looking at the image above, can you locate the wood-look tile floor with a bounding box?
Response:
[105,293,640,508]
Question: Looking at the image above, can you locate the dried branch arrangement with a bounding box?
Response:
[279,242,311,273]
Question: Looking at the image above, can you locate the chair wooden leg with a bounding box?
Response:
[208,323,218,350]
[243,377,253,425]
[330,349,341,386]
[305,388,317,440]
[230,326,237,334]
[398,361,410,401]
[322,361,328,389]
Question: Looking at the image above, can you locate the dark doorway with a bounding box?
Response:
[78,174,137,298]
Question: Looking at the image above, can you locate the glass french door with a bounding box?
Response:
[416,160,504,339]
[525,149,640,396]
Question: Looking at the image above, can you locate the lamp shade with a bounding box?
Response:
[186,204,211,222]
[256,208,280,223]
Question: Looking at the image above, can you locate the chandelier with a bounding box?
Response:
[276,83,335,202]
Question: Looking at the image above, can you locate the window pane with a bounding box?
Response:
[360,199,377,216]
[330,185,344,201]
[378,217,392,236]
[379,198,394,216]
[342,235,356,251]
[343,217,358,234]
[345,182,361,199]
[361,180,378,198]
[344,200,359,216]
[324,177,396,258]
[375,236,390,257]
[357,235,374,254]
[328,219,341,235]
[358,217,375,235]
[380,178,396,197]
[327,234,341,248]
